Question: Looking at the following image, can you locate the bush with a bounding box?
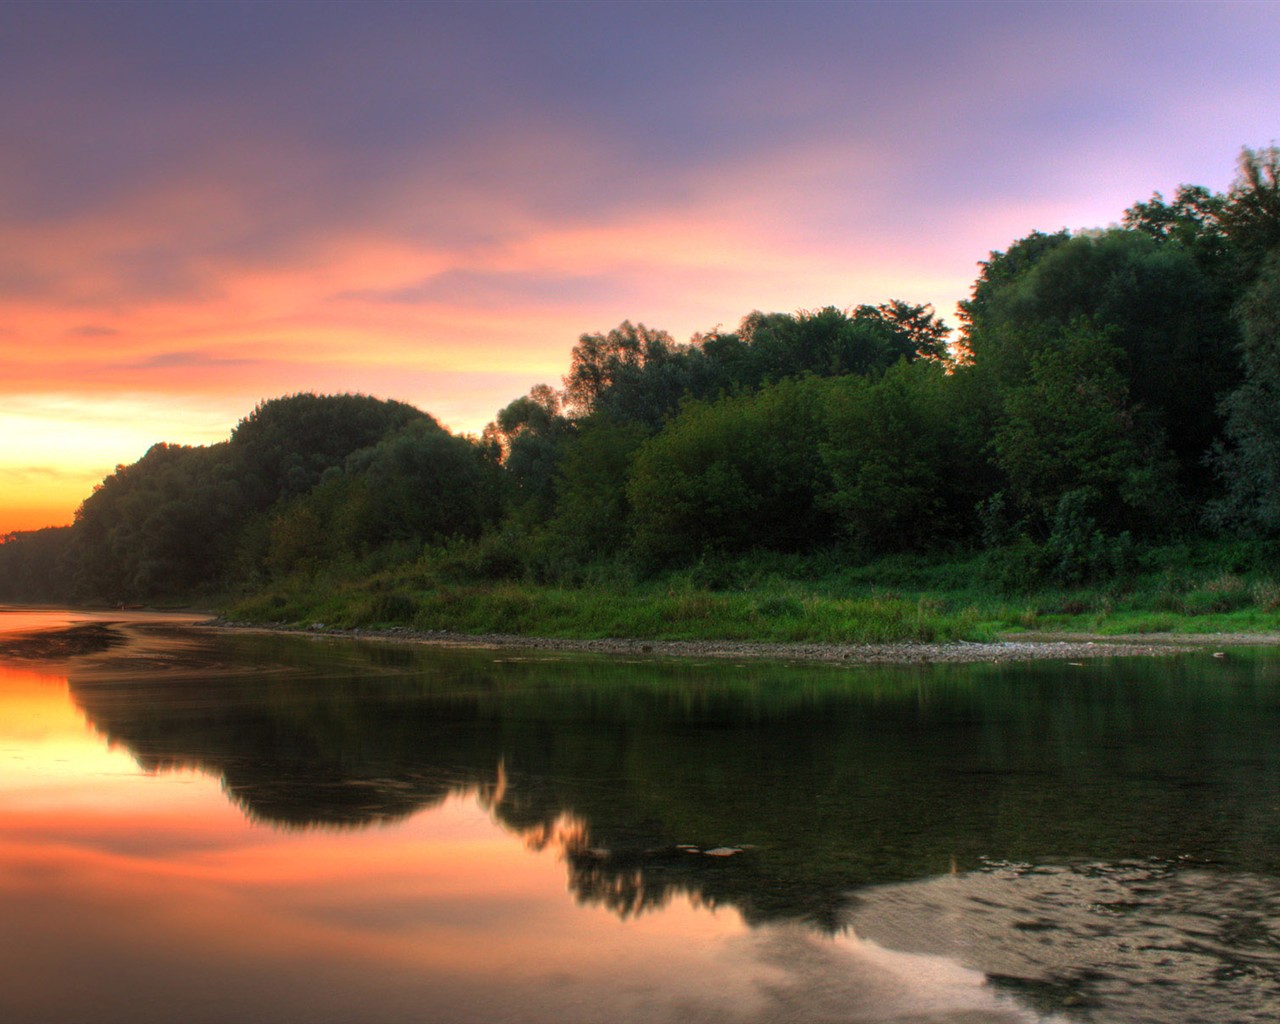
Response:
[627,378,834,566]
[979,536,1043,594]
[370,591,417,623]
[427,532,531,583]
[1042,490,1134,586]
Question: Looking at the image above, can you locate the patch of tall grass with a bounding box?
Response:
[220,536,1280,643]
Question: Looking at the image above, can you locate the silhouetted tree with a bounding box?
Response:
[231,392,422,507]
[483,384,573,520]
[0,527,75,602]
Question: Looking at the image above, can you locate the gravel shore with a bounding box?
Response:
[209,621,1280,664]
[7,616,1276,666]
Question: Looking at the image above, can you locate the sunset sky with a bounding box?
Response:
[3,0,1279,533]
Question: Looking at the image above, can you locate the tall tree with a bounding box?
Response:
[483,385,574,520]
[1210,254,1280,532]
[264,418,500,573]
[1221,146,1280,271]
[545,416,649,564]
[820,359,978,554]
[562,322,693,424]
[0,527,75,603]
[991,321,1176,535]
[735,303,949,386]
[71,442,245,600]
[231,393,422,507]
[962,228,1236,502]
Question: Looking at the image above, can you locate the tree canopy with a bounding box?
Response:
[7,145,1280,603]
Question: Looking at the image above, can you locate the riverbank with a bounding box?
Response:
[7,599,1280,668]
[219,544,1280,656]
[209,619,1279,664]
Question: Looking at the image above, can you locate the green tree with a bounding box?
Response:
[483,384,573,520]
[820,360,979,554]
[962,228,1236,502]
[1221,146,1280,271]
[231,392,422,507]
[71,442,245,600]
[545,416,649,563]
[957,230,1071,361]
[991,321,1176,535]
[734,303,950,386]
[1210,253,1280,532]
[1124,184,1227,251]
[626,378,835,566]
[561,321,715,428]
[264,418,500,573]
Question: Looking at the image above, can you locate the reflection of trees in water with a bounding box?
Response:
[67,630,1280,929]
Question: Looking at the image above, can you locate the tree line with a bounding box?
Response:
[4,147,1280,605]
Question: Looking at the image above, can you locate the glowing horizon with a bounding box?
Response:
[3,1,1279,533]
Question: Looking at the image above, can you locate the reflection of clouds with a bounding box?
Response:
[726,923,1054,1024]
[0,815,1061,1024]
[847,861,1280,1024]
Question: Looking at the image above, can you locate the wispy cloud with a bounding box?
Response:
[340,268,620,310]
[125,350,255,370]
[0,465,89,484]
[1,0,1279,528]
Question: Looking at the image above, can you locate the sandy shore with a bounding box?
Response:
[207,620,1280,664]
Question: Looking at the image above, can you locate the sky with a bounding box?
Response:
[2,0,1279,534]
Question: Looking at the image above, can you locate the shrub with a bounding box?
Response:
[370,591,417,623]
[1042,490,1134,586]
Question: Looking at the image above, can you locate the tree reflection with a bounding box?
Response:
[67,628,1280,930]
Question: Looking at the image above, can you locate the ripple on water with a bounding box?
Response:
[845,860,1280,1024]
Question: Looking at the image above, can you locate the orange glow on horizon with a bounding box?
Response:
[0,660,774,1022]
[1,506,74,534]
[0,131,1057,536]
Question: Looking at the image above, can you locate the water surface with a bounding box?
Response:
[3,609,1279,1022]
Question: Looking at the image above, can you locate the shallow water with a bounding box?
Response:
[2,609,1279,1023]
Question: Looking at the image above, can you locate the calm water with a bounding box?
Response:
[3,609,1280,1023]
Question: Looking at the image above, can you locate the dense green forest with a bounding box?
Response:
[5,147,1280,638]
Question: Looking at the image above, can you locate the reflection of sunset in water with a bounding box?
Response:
[0,658,742,1020]
[15,613,1280,1022]
[1,661,150,792]
[0,631,1049,1024]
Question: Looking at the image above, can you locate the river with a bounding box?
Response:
[2,608,1278,1023]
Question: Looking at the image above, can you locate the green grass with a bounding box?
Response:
[226,571,993,644]
[221,538,1280,645]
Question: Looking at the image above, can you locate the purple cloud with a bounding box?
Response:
[126,350,255,370]
[340,269,622,309]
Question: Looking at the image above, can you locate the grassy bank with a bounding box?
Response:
[221,538,1280,644]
